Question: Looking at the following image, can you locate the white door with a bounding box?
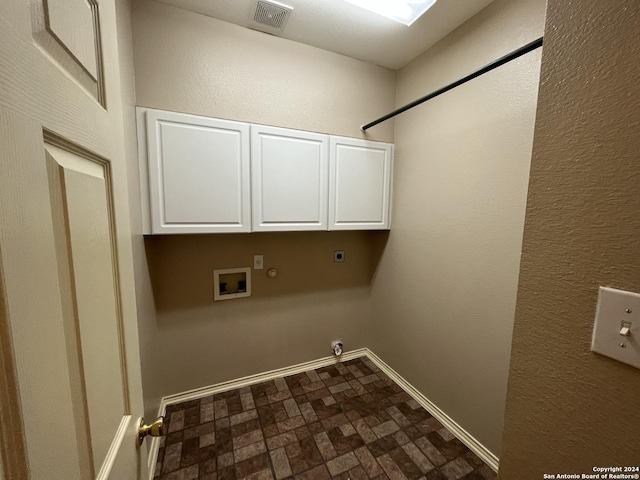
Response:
[329,137,393,230]
[142,108,251,234]
[0,1,148,479]
[251,125,329,231]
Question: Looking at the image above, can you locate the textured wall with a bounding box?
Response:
[132,0,396,142]
[368,0,546,457]
[114,0,166,423]
[146,231,380,394]
[130,0,396,401]
[499,0,640,476]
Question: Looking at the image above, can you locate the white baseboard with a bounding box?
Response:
[147,348,368,478]
[147,347,498,479]
[363,349,499,472]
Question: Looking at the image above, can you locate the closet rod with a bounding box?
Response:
[361,37,544,131]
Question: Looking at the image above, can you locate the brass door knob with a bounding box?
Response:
[137,416,166,446]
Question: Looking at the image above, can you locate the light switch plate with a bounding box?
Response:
[591,286,640,369]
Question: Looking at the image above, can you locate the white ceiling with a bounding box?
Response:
[154,0,495,70]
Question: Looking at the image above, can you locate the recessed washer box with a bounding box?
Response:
[214,267,251,301]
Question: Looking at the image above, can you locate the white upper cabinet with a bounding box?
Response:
[138,108,393,234]
[141,108,251,234]
[329,137,393,230]
[251,125,329,231]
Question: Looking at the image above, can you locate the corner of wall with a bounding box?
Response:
[499,0,640,474]
[114,0,165,421]
[369,0,547,457]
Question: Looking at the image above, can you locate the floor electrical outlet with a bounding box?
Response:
[334,250,345,263]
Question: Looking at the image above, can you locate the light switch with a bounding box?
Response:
[591,287,640,369]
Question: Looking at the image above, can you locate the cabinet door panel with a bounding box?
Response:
[145,110,250,233]
[252,125,328,231]
[329,137,393,230]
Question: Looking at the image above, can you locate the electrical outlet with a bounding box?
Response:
[334,250,345,263]
[254,254,264,270]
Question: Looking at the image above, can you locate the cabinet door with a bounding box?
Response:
[145,109,251,233]
[329,137,393,230]
[251,125,329,231]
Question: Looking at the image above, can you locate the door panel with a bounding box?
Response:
[335,145,386,221]
[0,113,87,480]
[45,141,128,475]
[30,0,106,105]
[46,149,95,480]
[329,137,393,230]
[45,0,99,78]
[0,0,147,478]
[251,125,329,231]
[145,109,251,233]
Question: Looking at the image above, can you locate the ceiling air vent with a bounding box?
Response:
[250,0,293,34]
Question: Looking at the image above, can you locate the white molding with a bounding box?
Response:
[163,348,368,407]
[147,347,498,478]
[147,349,368,478]
[147,431,161,479]
[364,349,499,472]
[97,415,131,480]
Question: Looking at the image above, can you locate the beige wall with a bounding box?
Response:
[147,231,381,394]
[368,0,546,457]
[131,0,396,399]
[114,0,166,422]
[132,0,396,142]
[499,0,640,475]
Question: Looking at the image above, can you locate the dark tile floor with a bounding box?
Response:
[154,357,497,480]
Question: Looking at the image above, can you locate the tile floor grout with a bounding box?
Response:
[154,357,497,480]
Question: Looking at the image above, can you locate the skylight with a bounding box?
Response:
[343,0,437,26]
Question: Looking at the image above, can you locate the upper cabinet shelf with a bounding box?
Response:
[137,107,393,234]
